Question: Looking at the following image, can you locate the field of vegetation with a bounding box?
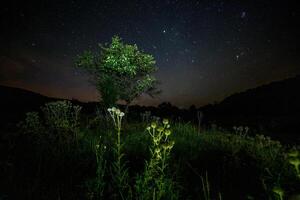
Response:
[0,100,299,200]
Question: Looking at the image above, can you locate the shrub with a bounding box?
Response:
[41,100,82,145]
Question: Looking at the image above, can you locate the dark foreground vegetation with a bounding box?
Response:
[0,99,299,200]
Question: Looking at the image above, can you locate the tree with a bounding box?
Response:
[75,36,159,110]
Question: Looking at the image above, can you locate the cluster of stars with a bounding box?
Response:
[1,0,299,107]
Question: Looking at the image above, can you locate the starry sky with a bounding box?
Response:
[1,0,299,107]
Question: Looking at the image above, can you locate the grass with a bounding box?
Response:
[0,101,299,199]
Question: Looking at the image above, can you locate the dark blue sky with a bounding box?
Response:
[1,0,299,107]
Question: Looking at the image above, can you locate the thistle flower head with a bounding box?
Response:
[119,112,125,117]
[156,153,162,160]
[289,158,300,168]
[153,138,159,145]
[115,109,121,115]
[163,119,169,125]
[151,122,157,129]
[163,141,175,151]
[288,150,299,158]
[157,126,164,132]
[155,148,161,154]
[165,130,171,136]
[272,187,284,199]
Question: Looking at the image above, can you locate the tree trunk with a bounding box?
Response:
[125,102,130,114]
[123,102,130,125]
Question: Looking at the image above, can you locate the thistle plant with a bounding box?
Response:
[272,187,284,200]
[233,126,249,136]
[287,149,300,178]
[41,100,82,146]
[140,111,151,123]
[135,119,177,200]
[146,119,174,176]
[201,172,210,200]
[18,112,45,143]
[271,149,300,200]
[107,107,131,200]
[86,136,107,200]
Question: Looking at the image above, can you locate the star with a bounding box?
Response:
[241,11,246,18]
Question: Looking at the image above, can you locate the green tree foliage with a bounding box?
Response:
[75,36,159,108]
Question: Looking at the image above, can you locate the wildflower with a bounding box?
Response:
[155,148,161,154]
[272,187,284,200]
[163,141,174,151]
[119,112,125,117]
[245,126,249,134]
[169,141,175,149]
[162,144,168,150]
[288,158,300,171]
[153,138,159,145]
[156,153,162,160]
[146,126,151,131]
[107,108,112,112]
[115,109,121,115]
[151,122,157,129]
[165,130,171,136]
[96,144,100,149]
[163,119,169,125]
[288,150,299,158]
[157,126,164,132]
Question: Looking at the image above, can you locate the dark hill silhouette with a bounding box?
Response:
[0,85,102,128]
[0,85,55,107]
[0,85,57,126]
[201,75,300,116]
[198,75,300,143]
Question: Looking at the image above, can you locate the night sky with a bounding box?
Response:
[1,0,299,107]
